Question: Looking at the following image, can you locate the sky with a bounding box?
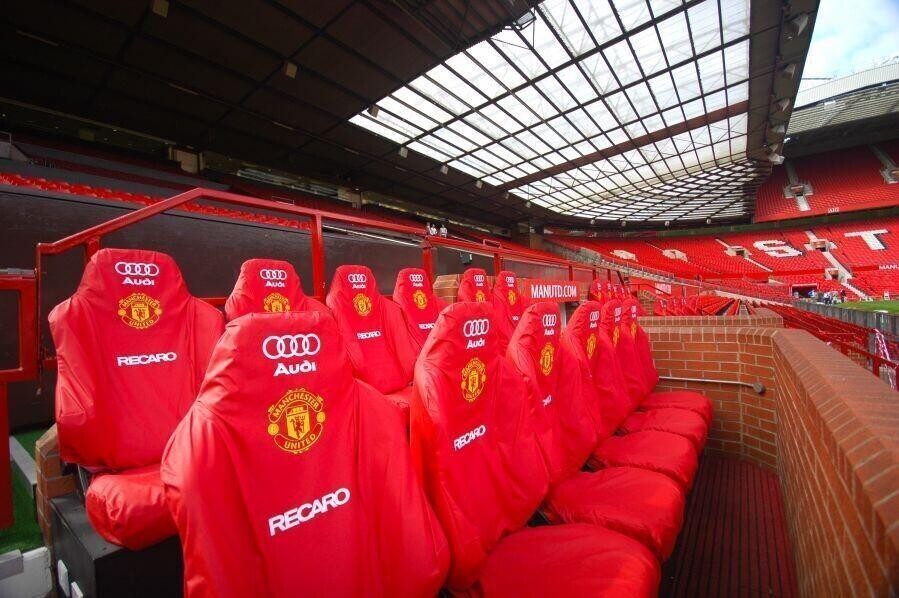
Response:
[799,0,899,93]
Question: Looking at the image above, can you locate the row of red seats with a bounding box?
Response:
[50,248,711,596]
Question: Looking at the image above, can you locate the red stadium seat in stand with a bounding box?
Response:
[653,298,669,316]
[410,301,661,596]
[566,302,699,490]
[224,258,328,321]
[48,248,224,549]
[161,310,449,597]
[456,267,493,304]
[492,270,527,342]
[392,267,447,347]
[325,265,419,416]
[507,302,686,560]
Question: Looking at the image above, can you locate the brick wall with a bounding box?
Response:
[644,311,898,596]
[34,425,74,546]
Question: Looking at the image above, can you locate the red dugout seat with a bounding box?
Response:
[456,267,493,304]
[392,267,446,347]
[325,265,419,414]
[653,298,668,316]
[161,311,449,596]
[492,270,527,342]
[508,302,686,560]
[224,258,328,321]
[411,302,660,595]
[588,279,614,304]
[566,302,699,490]
[49,248,224,549]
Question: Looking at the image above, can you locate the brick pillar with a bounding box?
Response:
[34,425,74,547]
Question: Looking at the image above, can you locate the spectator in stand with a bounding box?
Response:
[439,223,448,237]
[840,289,847,303]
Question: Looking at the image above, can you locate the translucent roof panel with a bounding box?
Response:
[349,0,756,222]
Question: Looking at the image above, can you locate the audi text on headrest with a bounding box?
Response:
[259,269,288,288]
[589,311,600,329]
[409,272,425,287]
[116,352,177,367]
[267,488,351,537]
[542,313,557,335]
[463,318,489,349]
[473,274,486,285]
[115,261,159,286]
[262,334,320,376]
[347,273,367,289]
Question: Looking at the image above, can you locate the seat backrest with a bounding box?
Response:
[507,302,598,485]
[161,311,448,596]
[456,267,492,304]
[492,270,526,343]
[392,267,446,346]
[653,298,668,316]
[622,298,660,394]
[224,258,328,321]
[410,302,548,590]
[49,248,224,470]
[564,301,633,439]
[325,265,418,394]
[602,299,647,403]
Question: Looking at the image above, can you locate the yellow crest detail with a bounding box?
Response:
[412,289,428,310]
[539,342,554,376]
[475,290,486,303]
[586,333,597,359]
[267,388,326,455]
[630,322,637,337]
[612,327,620,346]
[353,293,372,316]
[117,293,162,330]
[460,357,487,403]
[263,292,291,313]
[507,290,517,305]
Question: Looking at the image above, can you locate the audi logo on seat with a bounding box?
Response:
[262,334,321,359]
[115,262,159,276]
[409,273,424,285]
[463,319,490,337]
[542,314,557,328]
[505,276,515,286]
[473,274,486,285]
[347,273,367,284]
[259,269,288,281]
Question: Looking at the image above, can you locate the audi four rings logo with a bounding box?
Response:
[347,273,367,284]
[260,269,288,281]
[409,273,424,285]
[542,314,557,328]
[505,276,515,285]
[463,319,490,337]
[590,311,600,322]
[473,274,486,284]
[115,262,159,276]
[262,334,321,359]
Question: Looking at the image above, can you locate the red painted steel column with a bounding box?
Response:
[84,237,100,264]
[493,253,503,275]
[311,215,326,300]
[0,383,11,529]
[422,244,435,282]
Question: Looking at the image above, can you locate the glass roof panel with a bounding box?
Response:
[350,0,758,222]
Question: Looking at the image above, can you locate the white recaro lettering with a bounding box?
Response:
[453,425,486,451]
[844,229,888,251]
[543,395,553,407]
[268,488,351,537]
[116,352,177,367]
[753,239,802,258]
[356,330,382,340]
[418,322,435,330]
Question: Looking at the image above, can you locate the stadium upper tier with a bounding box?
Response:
[755,143,899,222]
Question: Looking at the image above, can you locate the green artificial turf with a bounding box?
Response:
[0,428,48,553]
[842,300,899,314]
[14,428,45,457]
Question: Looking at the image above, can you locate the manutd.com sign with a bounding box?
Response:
[524,279,583,302]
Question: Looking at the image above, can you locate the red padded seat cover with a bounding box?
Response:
[325,265,419,403]
[506,302,598,484]
[456,267,493,304]
[563,302,633,438]
[492,270,526,342]
[620,409,707,452]
[602,300,646,404]
[653,298,668,316]
[224,259,328,321]
[642,390,712,425]
[543,468,685,561]
[471,524,660,598]
[161,311,449,597]
[410,301,548,589]
[49,248,224,470]
[593,431,698,490]
[392,267,446,346]
[621,298,658,397]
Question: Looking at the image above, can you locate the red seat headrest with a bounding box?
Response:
[456,267,492,304]
[392,267,446,346]
[162,310,449,595]
[507,302,598,484]
[224,259,325,321]
[49,248,224,470]
[493,270,525,319]
[600,299,623,344]
[411,301,548,589]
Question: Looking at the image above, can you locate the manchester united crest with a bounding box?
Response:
[117,293,162,329]
[267,388,326,455]
[631,322,638,337]
[353,292,372,316]
[539,342,554,376]
[263,292,291,313]
[475,290,486,303]
[412,289,428,310]
[586,333,597,359]
[612,327,620,346]
[507,290,517,305]
[460,357,487,403]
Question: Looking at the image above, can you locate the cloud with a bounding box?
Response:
[801,0,899,88]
